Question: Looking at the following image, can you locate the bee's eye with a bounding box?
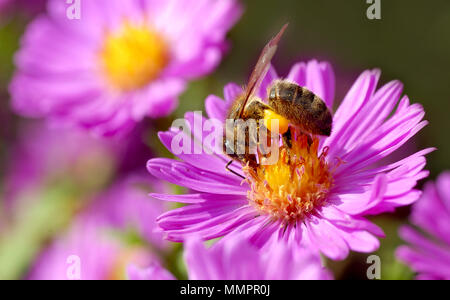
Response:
[279,88,294,100]
[269,88,277,100]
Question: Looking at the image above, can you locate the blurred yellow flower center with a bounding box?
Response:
[100,22,169,92]
[107,247,150,280]
[245,130,333,223]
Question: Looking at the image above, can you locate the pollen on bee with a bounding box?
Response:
[263,109,290,134]
[244,128,333,223]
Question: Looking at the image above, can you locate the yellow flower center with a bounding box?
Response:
[245,129,333,223]
[100,22,169,92]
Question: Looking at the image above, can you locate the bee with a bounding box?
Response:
[223,24,332,177]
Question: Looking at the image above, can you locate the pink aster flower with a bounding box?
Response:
[128,236,332,280]
[3,121,159,215]
[147,60,433,260]
[396,172,450,280]
[27,175,169,280]
[10,0,242,136]
[3,121,119,210]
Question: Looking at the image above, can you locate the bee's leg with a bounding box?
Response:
[306,134,313,147]
[225,160,245,179]
[282,128,292,162]
[296,128,313,146]
[282,128,292,148]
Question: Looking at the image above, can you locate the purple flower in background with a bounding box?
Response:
[0,0,9,13]
[28,217,154,280]
[128,236,332,280]
[27,175,170,280]
[128,261,176,280]
[147,61,432,260]
[3,121,119,210]
[0,0,45,16]
[3,120,159,213]
[396,172,450,280]
[85,174,170,250]
[10,0,242,136]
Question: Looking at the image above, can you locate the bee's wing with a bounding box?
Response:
[238,23,288,119]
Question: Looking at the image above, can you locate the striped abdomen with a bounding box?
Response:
[268,80,332,136]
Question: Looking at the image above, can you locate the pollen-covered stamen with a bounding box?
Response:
[100,21,169,92]
[244,129,333,223]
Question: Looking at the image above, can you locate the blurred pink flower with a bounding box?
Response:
[0,0,45,16]
[147,61,432,260]
[3,121,120,210]
[3,120,159,212]
[27,175,170,280]
[396,172,450,280]
[128,236,332,280]
[10,0,242,136]
[0,0,8,12]
[128,262,175,280]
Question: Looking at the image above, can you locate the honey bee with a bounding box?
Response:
[223,24,332,177]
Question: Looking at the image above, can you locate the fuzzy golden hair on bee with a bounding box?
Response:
[267,79,332,137]
[222,23,333,177]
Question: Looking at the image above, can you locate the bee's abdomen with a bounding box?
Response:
[269,81,332,136]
